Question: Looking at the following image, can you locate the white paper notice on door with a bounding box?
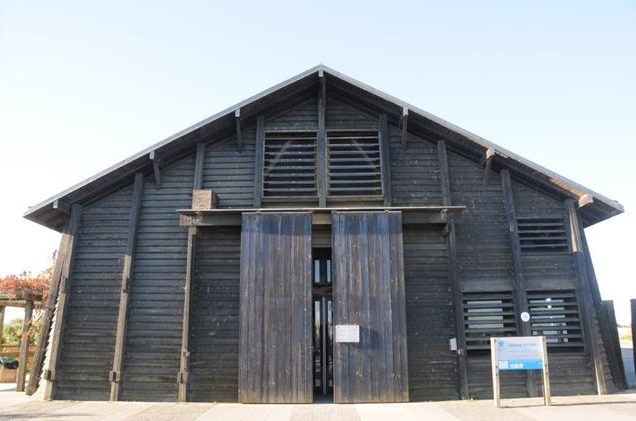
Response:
[335,324,360,343]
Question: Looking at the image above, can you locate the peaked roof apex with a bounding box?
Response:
[23,64,623,230]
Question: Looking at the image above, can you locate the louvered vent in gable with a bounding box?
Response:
[527,290,584,352]
[327,131,383,197]
[517,216,569,253]
[462,292,517,355]
[263,132,317,198]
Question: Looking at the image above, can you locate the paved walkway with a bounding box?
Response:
[1,385,636,421]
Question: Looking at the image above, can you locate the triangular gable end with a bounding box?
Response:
[23,64,623,231]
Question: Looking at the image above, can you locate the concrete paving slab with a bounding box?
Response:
[1,391,636,420]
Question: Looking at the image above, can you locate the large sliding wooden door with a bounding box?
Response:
[331,211,409,403]
[238,212,313,403]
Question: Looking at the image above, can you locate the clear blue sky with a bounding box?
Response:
[1,1,635,322]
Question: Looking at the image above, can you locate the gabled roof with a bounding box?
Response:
[24,64,623,231]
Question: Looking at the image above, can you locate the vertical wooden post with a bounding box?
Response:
[178,227,196,402]
[565,199,607,395]
[27,204,81,396]
[379,114,392,206]
[109,173,144,401]
[193,143,206,191]
[0,305,5,347]
[253,116,265,207]
[16,300,33,392]
[541,336,551,406]
[317,73,327,207]
[177,144,205,402]
[490,338,500,408]
[437,141,469,399]
[43,204,82,400]
[501,169,537,397]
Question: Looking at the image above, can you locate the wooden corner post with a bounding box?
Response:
[565,199,607,394]
[109,173,144,401]
[437,141,469,399]
[26,204,81,396]
[41,204,82,400]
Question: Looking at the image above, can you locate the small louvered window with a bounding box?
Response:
[462,292,517,354]
[327,131,383,197]
[527,290,584,352]
[517,216,569,253]
[263,132,317,198]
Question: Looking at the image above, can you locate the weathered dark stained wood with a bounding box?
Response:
[150,151,161,188]
[16,300,33,392]
[578,227,623,391]
[193,143,206,190]
[26,204,81,396]
[332,211,408,403]
[43,204,83,400]
[109,173,144,401]
[179,206,462,228]
[235,109,243,150]
[118,156,193,402]
[317,74,327,207]
[601,300,627,390]
[238,212,312,403]
[400,107,408,148]
[501,169,537,397]
[53,199,70,215]
[187,227,241,402]
[253,116,265,207]
[379,114,392,206]
[565,199,606,394]
[177,226,197,402]
[437,141,468,399]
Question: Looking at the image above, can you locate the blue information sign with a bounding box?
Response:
[495,337,544,371]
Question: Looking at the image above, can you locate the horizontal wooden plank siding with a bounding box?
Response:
[266,98,317,130]
[55,187,132,400]
[188,227,241,402]
[404,225,458,400]
[332,211,409,403]
[390,133,443,206]
[120,156,194,401]
[203,134,255,208]
[326,97,378,129]
[448,152,514,291]
[239,212,313,403]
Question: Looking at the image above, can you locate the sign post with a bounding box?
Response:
[490,336,550,408]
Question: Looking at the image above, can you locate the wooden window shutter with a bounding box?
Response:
[517,216,569,252]
[462,292,517,354]
[262,132,317,198]
[327,131,383,198]
[527,290,584,352]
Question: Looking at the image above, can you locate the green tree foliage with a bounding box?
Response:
[2,317,42,345]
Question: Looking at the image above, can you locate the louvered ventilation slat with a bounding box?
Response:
[327,131,383,197]
[462,292,517,354]
[527,290,584,352]
[263,132,317,198]
[517,216,569,252]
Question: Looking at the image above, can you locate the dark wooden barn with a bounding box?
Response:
[23,65,626,403]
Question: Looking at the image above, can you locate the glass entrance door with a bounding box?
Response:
[312,249,333,399]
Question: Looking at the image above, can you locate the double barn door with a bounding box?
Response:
[238,211,408,404]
